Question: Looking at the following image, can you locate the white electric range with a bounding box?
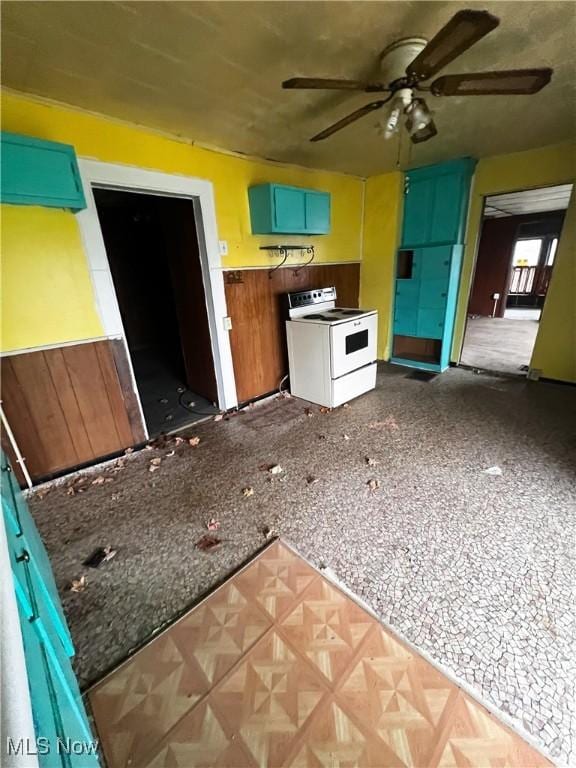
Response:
[285,286,378,408]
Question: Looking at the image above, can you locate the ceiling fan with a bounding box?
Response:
[282,9,553,144]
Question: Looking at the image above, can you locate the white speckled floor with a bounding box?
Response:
[29,364,576,765]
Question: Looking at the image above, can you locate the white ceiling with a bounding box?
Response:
[484,184,573,217]
[2,1,575,176]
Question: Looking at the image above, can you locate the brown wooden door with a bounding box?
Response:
[158,197,218,403]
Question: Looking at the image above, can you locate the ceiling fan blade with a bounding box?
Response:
[431,68,553,95]
[410,119,438,144]
[310,100,388,142]
[407,10,499,81]
[283,77,389,92]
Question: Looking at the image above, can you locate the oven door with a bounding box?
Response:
[330,313,377,378]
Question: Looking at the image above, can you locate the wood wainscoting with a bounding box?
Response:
[1,339,146,483]
[224,263,360,403]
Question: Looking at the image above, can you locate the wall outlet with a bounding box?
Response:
[218,240,228,256]
[223,316,233,331]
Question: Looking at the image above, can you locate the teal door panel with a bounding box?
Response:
[419,246,452,280]
[2,464,73,656]
[394,307,418,336]
[419,278,449,309]
[304,191,330,233]
[3,451,100,767]
[273,186,306,232]
[1,131,86,210]
[17,602,64,768]
[402,177,433,247]
[395,280,420,309]
[429,172,464,244]
[417,308,445,339]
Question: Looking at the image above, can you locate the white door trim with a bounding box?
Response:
[75,159,238,436]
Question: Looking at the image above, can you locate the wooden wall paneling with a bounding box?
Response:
[224,263,361,404]
[1,356,52,480]
[6,352,80,476]
[94,342,137,447]
[1,340,144,482]
[44,347,94,461]
[109,340,147,444]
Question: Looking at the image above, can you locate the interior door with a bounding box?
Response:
[159,198,219,404]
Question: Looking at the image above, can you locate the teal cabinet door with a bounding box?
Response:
[394,307,418,336]
[395,280,420,309]
[1,131,86,211]
[429,171,465,244]
[304,191,330,234]
[401,158,475,248]
[419,278,448,309]
[419,245,452,280]
[417,308,445,339]
[273,186,306,232]
[402,177,433,247]
[248,183,331,234]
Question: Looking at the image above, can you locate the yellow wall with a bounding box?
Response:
[1,90,363,352]
[531,194,575,382]
[453,142,576,370]
[359,172,403,360]
[1,206,103,351]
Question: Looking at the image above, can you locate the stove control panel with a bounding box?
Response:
[287,286,336,309]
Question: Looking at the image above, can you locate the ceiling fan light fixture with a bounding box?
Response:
[406,98,433,134]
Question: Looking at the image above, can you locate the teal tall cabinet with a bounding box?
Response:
[391,158,476,372]
[1,454,100,767]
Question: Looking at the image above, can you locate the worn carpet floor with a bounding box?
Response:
[28,364,576,764]
[88,540,550,768]
[460,317,539,375]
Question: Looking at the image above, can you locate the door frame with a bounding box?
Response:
[76,159,238,439]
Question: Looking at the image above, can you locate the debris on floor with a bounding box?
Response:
[83,546,117,569]
[368,415,399,432]
[91,475,113,486]
[242,486,254,497]
[306,475,319,485]
[304,407,313,417]
[206,518,220,531]
[342,433,350,440]
[261,525,274,539]
[268,464,283,475]
[149,457,162,472]
[195,534,221,552]
[188,436,201,447]
[483,465,503,476]
[365,456,378,466]
[367,478,381,492]
[213,414,224,422]
[319,406,332,414]
[69,575,87,593]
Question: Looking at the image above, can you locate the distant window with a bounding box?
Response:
[512,238,542,267]
[547,238,558,266]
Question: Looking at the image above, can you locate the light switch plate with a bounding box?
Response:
[218,240,228,256]
[223,316,233,331]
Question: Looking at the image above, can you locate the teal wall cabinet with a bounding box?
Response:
[392,157,475,372]
[1,131,86,211]
[249,183,331,234]
[1,454,99,767]
[401,158,476,248]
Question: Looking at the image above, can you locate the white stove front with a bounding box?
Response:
[285,286,378,408]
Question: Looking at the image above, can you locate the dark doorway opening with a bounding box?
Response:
[461,184,572,376]
[93,189,219,437]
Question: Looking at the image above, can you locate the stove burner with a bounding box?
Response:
[336,309,365,316]
[303,314,331,320]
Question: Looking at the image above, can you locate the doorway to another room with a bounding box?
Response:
[93,189,220,437]
[461,183,572,376]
